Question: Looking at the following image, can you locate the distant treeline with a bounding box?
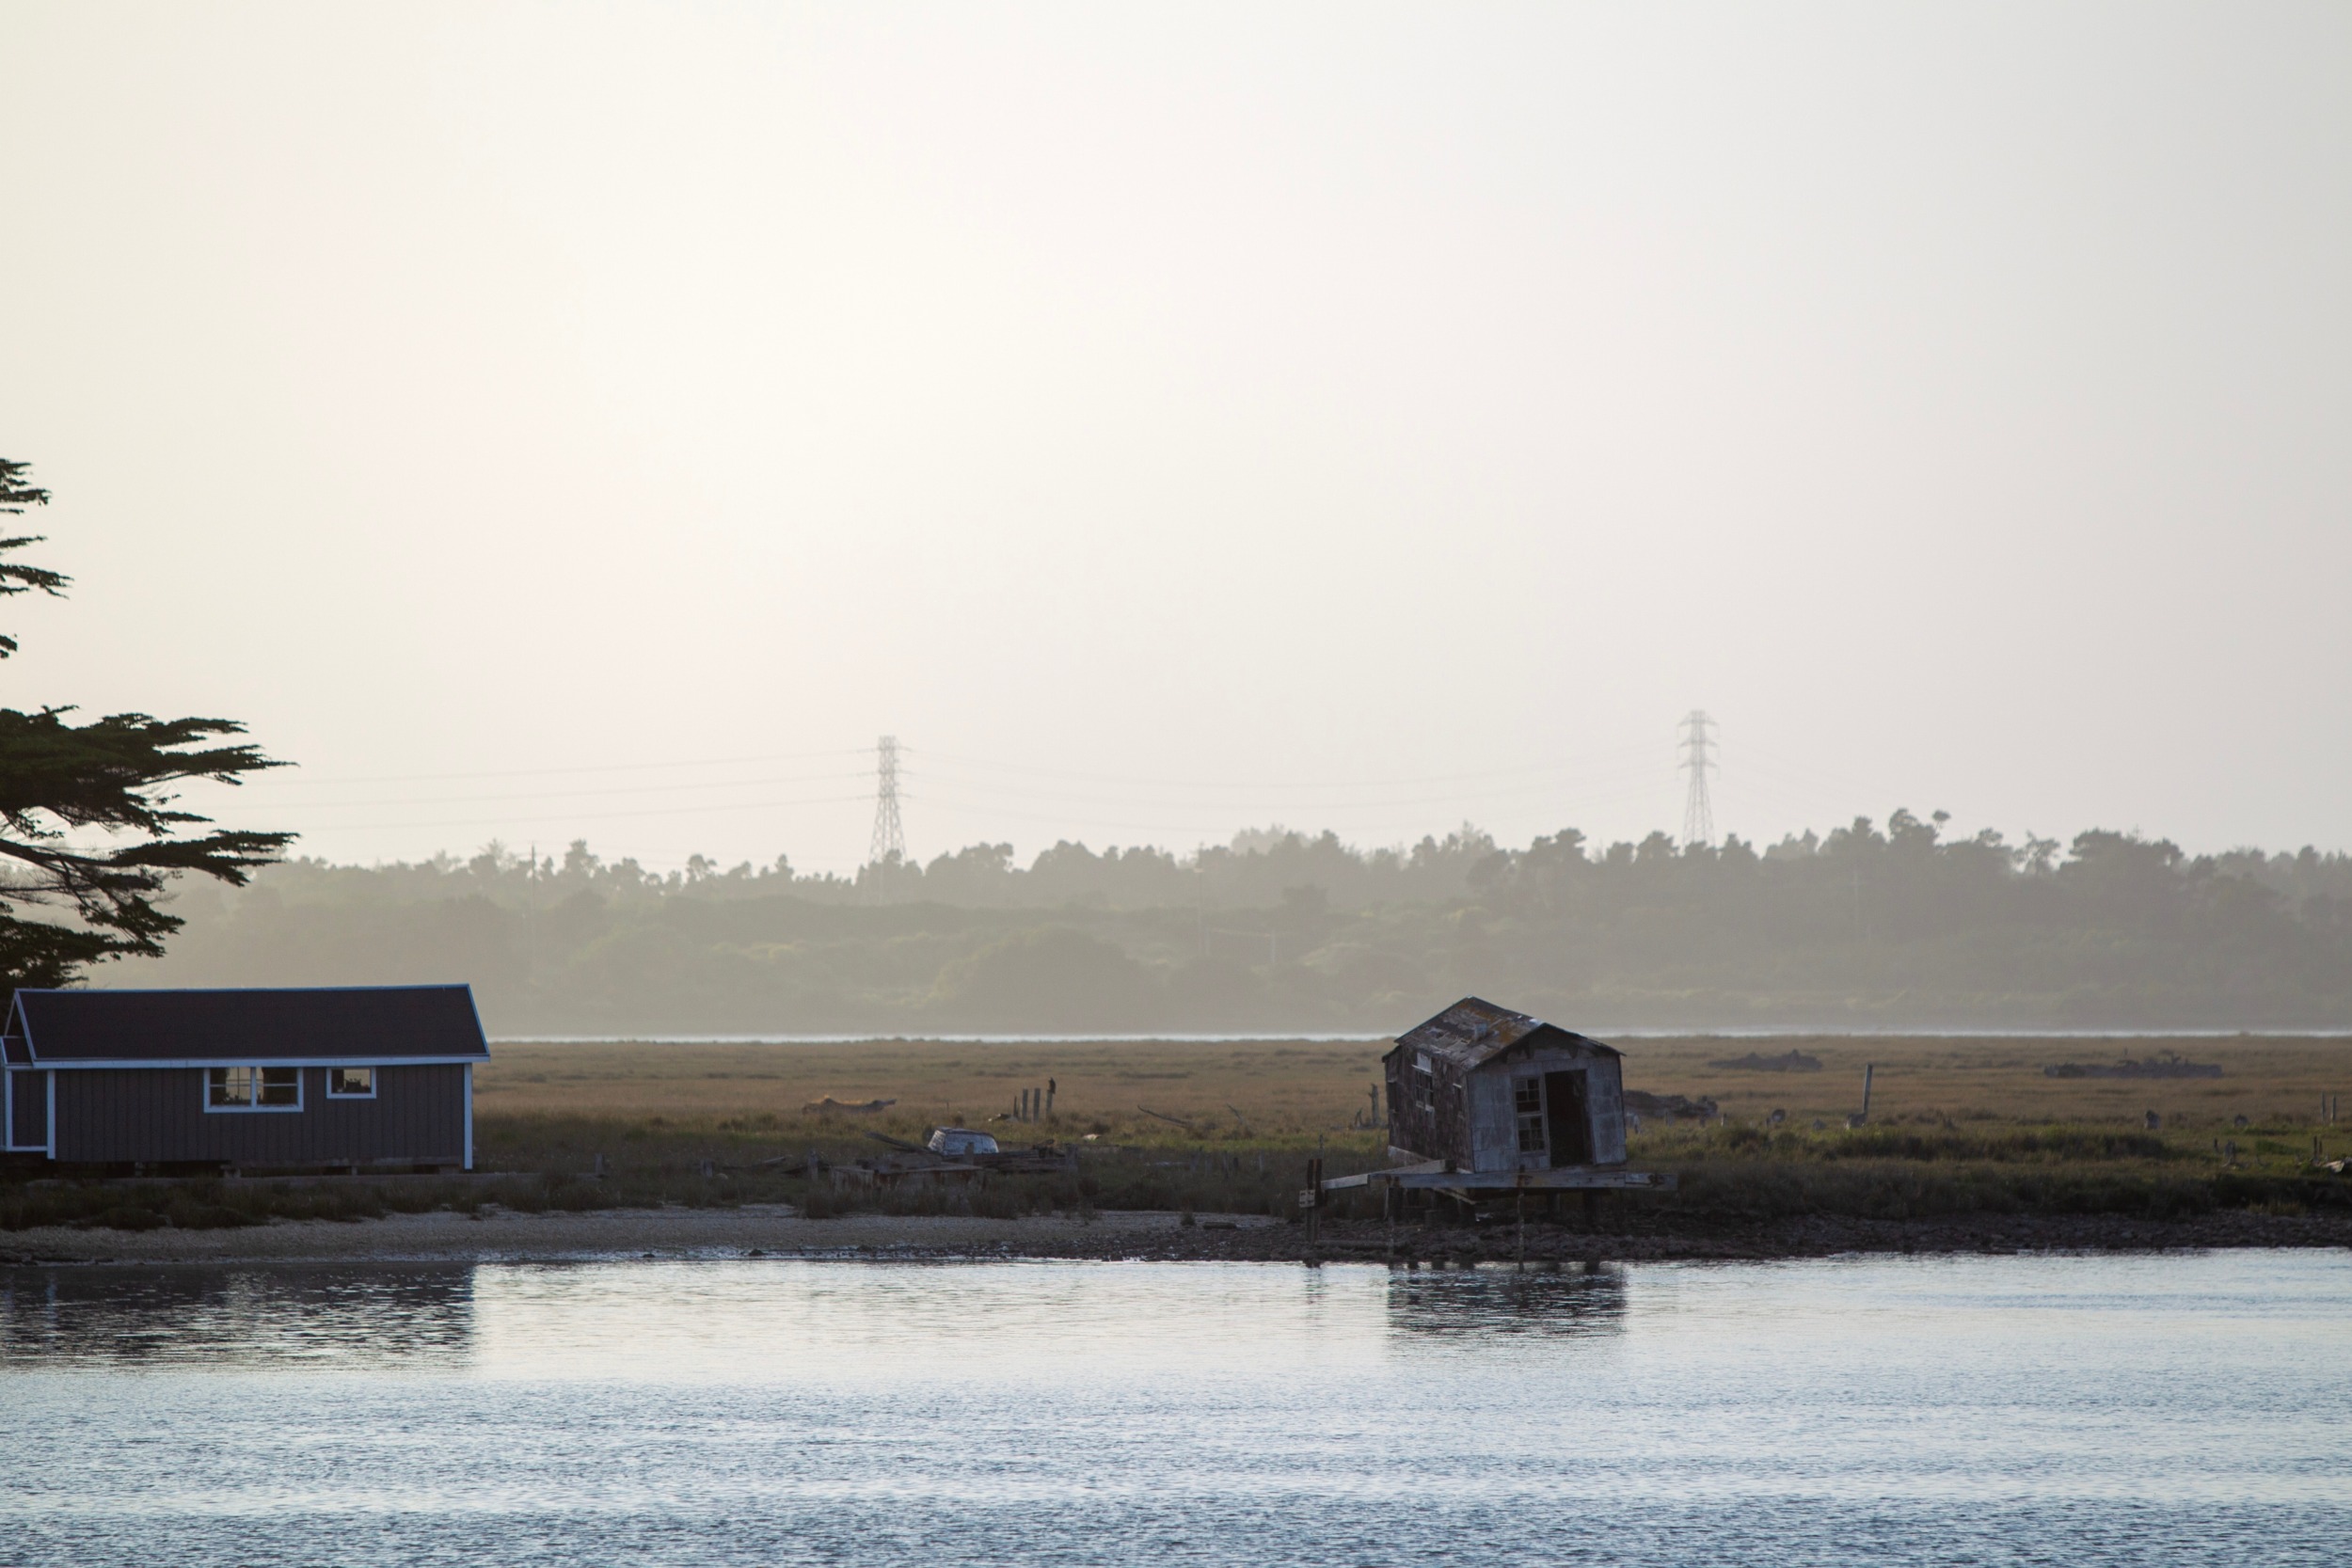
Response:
[129,816,2352,1033]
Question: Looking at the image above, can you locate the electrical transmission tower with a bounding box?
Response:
[1678,710,1716,848]
[869,735,905,864]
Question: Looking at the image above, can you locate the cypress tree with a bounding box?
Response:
[0,457,292,990]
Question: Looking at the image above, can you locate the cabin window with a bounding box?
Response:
[1413,1059,1436,1116]
[1514,1077,1547,1153]
[206,1066,302,1112]
[327,1067,376,1099]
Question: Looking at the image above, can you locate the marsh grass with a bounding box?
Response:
[6,1032,2345,1231]
[0,1172,609,1233]
[476,1109,1357,1222]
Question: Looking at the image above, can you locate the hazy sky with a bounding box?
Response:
[4,2,2347,875]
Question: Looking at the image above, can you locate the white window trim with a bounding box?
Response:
[326,1066,378,1100]
[204,1065,307,1114]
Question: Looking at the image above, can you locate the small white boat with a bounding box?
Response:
[926,1127,1001,1157]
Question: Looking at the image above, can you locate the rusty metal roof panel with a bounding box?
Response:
[1388,995,1618,1068]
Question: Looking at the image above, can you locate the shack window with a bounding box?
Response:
[206,1066,302,1112]
[1413,1054,1436,1116]
[327,1067,375,1099]
[1514,1078,1547,1153]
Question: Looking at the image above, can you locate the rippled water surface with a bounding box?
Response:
[1,1251,2345,1566]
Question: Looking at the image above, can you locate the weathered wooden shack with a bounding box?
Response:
[1382,996,1628,1174]
[1,986,489,1173]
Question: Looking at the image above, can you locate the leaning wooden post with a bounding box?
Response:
[1860,1063,1875,1124]
[1308,1161,1327,1259]
[1304,1154,1323,1255]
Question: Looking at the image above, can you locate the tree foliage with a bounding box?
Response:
[0,458,71,657]
[0,458,292,990]
[135,818,2352,1032]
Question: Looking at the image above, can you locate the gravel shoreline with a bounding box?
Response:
[4,1204,2347,1267]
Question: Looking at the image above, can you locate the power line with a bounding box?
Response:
[900,759,1665,815]
[248,791,876,833]
[248,768,873,813]
[909,740,1663,793]
[869,735,906,864]
[1679,710,1716,847]
[255,746,872,787]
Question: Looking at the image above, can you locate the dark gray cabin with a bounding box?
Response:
[1,986,489,1173]
[1382,997,1627,1173]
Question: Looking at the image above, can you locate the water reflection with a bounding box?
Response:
[1384,1260,1627,1338]
[0,1265,475,1370]
[0,1254,2342,1568]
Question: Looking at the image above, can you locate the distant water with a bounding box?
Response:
[1,1253,2345,1566]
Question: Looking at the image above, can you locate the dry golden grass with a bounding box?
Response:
[478,1037,1388,1139]
[477,1033,2352,1137]
[1613,1034,2348,1129]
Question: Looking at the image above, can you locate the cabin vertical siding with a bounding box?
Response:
[53,1065,468,1166]
[1467,1070,1515,1171]
[1387,1048,1470,1168]
[1382,1055,1412,1160]
[1390,1043,1631,1172]
[1589,1057,1627,1164]
[8,1070,48,1148]
[1436,1057,1471,1166]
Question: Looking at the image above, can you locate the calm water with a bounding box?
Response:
[0,1252,2344,1566]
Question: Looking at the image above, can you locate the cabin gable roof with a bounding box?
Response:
[1385,995,1618,1071]
[10,986,491,1066]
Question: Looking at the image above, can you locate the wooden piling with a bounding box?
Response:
[1304,1154,1324,1256]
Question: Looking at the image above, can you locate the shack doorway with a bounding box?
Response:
[1542,1070,1591,1166]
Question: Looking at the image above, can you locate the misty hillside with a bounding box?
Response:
[122,816,2352,1034]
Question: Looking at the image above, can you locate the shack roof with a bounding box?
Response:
[5,986,491,1067]
[1387,996,1618,1070]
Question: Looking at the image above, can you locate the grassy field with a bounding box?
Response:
[459,1032,2352,1216]
[8,1034,2344,1234]
[476,1032,2351,1140]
